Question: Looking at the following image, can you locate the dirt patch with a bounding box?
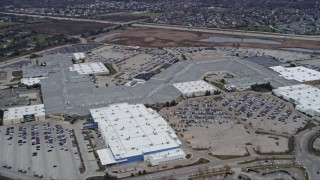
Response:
[144,37,156,42]
[100,27,320,50]
[122,28,200,41]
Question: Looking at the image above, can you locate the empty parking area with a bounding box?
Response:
[159,96,289,155]
[218,92,310,134]
[0,121,81,179]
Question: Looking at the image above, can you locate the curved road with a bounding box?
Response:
[295,126,320,180]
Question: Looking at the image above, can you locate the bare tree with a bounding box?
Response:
[198,167,204,175]
[203,166,209,173]
[224,164,231,171]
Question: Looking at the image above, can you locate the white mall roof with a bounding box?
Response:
[90,103,181,165]
[69,62,109,75]
[3,104,45,121]
[21,77,45,86]
[73,53,85,60]
[149,148,185,160]
[97,148,127,165]
[173,80,216,95]
[270,66,320,82]
[273,84,320,116]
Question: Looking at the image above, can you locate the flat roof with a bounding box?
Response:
[69,62,109,75]
[270,66,320,82]
[273,84,320,116]
[21,77,45,86]
[90,103,181,163]
[73,52,85,60]
[3,104,45,121]
[97,148,127,165]
[173,80,216,94]
[149,148,185,160]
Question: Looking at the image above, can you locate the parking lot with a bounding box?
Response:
[88,45,178,86]
[0,121,81,179]
[43,44,101,55]
[218,92,310,134]
[160,96,289,155]
[0,60,31,71]
[173,98,233,127]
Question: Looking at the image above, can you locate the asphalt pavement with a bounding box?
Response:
[295,126,320,180]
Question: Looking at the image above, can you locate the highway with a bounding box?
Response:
[0,12,120,24]
[2,11,320,42]
[0,12,148,26]
[132,23,320,42]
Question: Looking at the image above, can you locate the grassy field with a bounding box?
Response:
[133,12,164,17]
[190,158,210,166]
[209,7,227,13]
[209,81,225,91]
[36,34,49,43]
[12,71,23,77]
[186,154,192,159]
[242,25,282,33]
[29,34,50,45]
[238,157,295,164]
[86,176,104,180]
[0,56,5,62]
[296,121,317,134]
[104,63,117,75]
[0,175,13,180]
[209,153,250,160]
[0,21,19,27]
[24,20,113,35]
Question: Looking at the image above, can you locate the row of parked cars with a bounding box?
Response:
[6,127,14,142]
[31,124,40,147]
[31,124,41,155]
[82,132,92,150]
[18,126,27,145]
[69,129,77,148]
[43,123,54,150]
[55,124,68,151]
